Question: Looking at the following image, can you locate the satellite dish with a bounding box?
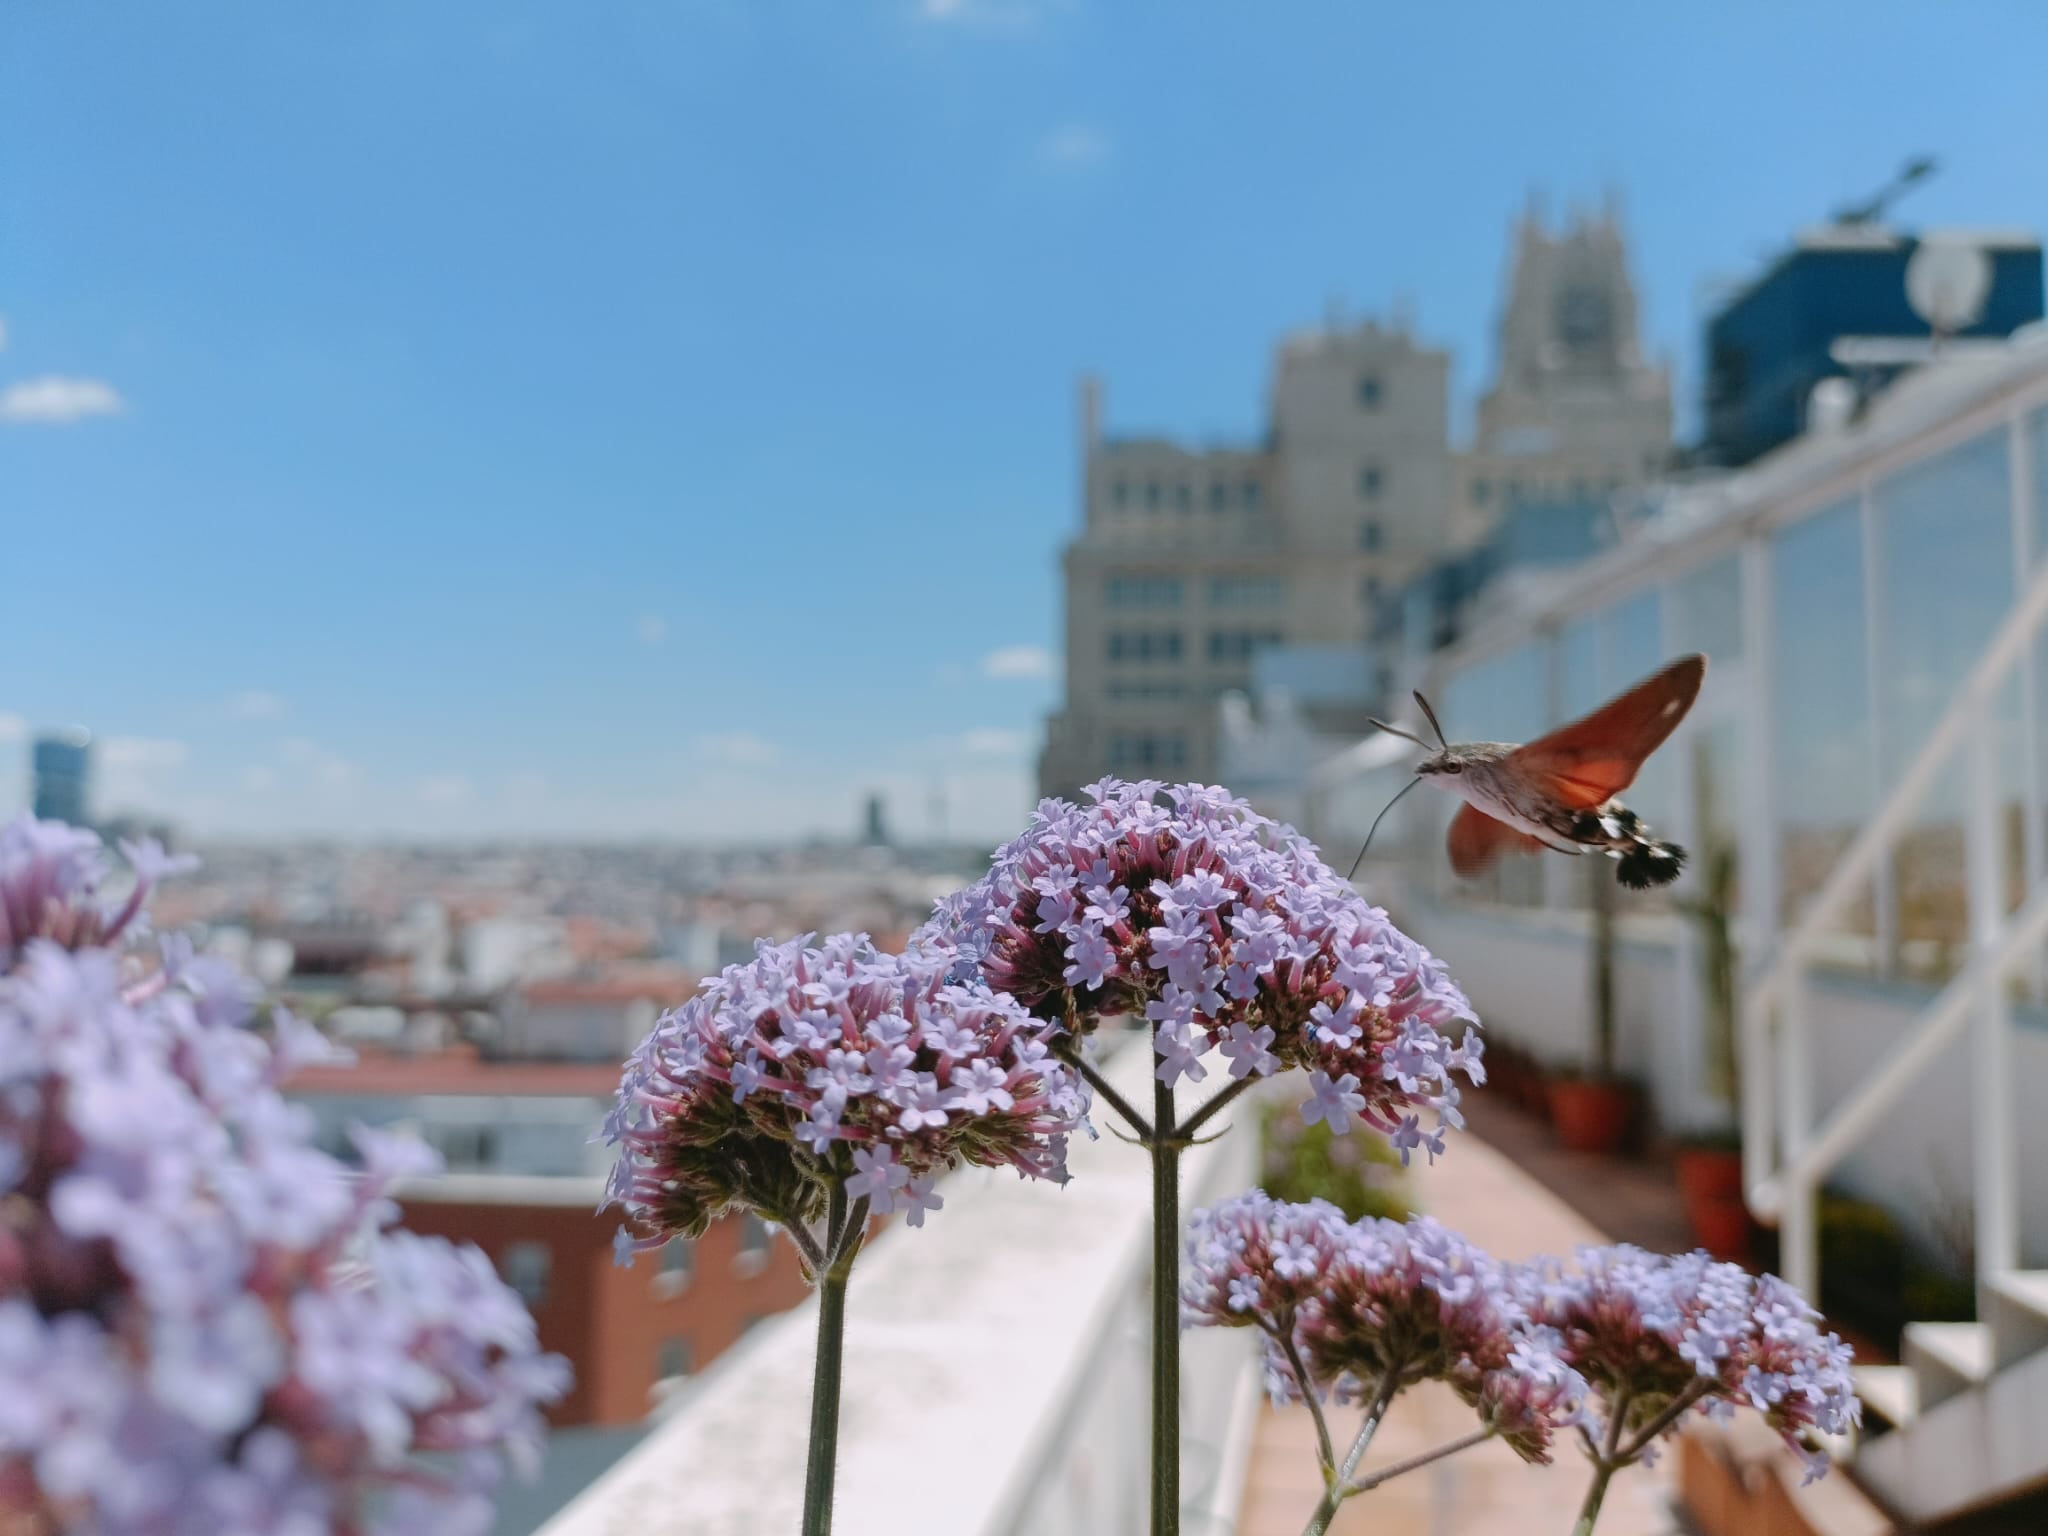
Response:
[1807,377,1858,435]
[1906,238,1993,334]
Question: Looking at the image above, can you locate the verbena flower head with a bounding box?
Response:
[920,780,1480,1155]
[1531,1244,1860,1480]
[1183,1193,1585,1463]
[601,932,1087,1252]
[0,815,570,1534]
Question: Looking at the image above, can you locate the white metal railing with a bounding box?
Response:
[1741,511,2048,1305]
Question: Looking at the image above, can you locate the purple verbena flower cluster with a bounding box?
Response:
[1182,1191,1586,1464]
[601,932,1088,1251]
[0,815,570,1535]
[1530,1244,1861,1480]
[920,780,1481,1157]
[1185,1193,1860,1481]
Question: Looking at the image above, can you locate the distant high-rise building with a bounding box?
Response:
[862,793,889,846]
[1039,197,1672,797]
[1453,195,1674,550]
[1039,318,1454,797]
[31,730,92,826]
[1700,225,2044,467]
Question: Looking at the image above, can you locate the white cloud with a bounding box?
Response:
[981,644,1055,679]
[101,737,189,772]
[242,765,276,793]
[96,737,190,813]
[415,775,473,806]
[958,728,1031,757]
[635,615,667,646]
[694,731,781,767]
[0,376,124,424]
[1040,125,1109,168]
[916,0,1061,25]
[0,713,23,743]
[225,689,286,721]
[279,737,359,790]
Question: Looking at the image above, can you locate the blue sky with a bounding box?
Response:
[4,0,2045,842]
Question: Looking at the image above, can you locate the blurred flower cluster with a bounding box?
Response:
[602,931,1089,1250]
[1183,1192,1585,1463]
[0,816,569,1535]
[1532,1244,1862,1480]
[920,779,1481,1159]
[1185,1191,1859,1479]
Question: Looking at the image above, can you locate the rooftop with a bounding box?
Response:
[287,1056,623,1098]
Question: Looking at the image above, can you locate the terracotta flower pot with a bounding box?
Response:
[1675,1145,1744,1206]
[1547,1077,1632,1155]
[1685,1192,1753,1263]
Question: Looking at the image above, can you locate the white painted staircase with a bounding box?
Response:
[1847,1275,2048,1526]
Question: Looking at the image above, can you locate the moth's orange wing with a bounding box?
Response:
[1447,803,1547,877]
[1509,653,1706,810]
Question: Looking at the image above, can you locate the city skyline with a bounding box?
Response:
[7,1,2046,840]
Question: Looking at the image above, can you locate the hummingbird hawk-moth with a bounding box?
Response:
[1360,653,1706,891]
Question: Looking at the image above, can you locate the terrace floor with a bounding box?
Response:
[1235,1095,1690,1536]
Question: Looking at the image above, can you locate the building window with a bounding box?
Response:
[657,1336,694,1381]
[1144,480,1161,509]
[1108,732,1188,771]
[1241,480,1260,510]
[1106,575,1183,609]
[735,1214,774,1274]
[1208,480,1228,510]
[1110,479,1128,508]
[1207,576,1286,609]
[429,1123,497,1170]
[1174,481,1192,511]
[1359,464,1383,499]
[1107,629,1183,663]
[654,1236,694,1298]
[1357,374,1383,409]
[499,1241,551,1309]
[1471,477,1491,505]
[1206,629,1284,664]
[1359,520,1382,553]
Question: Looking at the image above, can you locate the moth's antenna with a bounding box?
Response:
[1412,690,1449,749]
[1369,716,1435,752]
[1346,775,1424,882]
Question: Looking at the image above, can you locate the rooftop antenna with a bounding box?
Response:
[1831,155,1937,226]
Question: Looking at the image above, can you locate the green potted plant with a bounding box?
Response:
[1548,862,1638,1153]
[1673,838,1750,1259]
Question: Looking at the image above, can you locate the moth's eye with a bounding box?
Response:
[1442,762,1463,775]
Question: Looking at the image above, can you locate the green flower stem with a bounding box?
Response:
[1150,1069,1179,1536]
[1269,1323,1334,1476]
[1346,1425,1495,1496]
[1571,1462,1617,1536]
[1055,1039,1154,1139]
[1571,1387,1632,1536]
[800,1183,862,1536]
[1170,1073,1258,1145]
[1302,1366,1403,1536]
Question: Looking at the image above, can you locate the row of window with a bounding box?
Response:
[1104,574,1289,610]
[1107,732,1188,771]
[1106,680,1187,701]
[1105,629,1287,664]
[1467,462,1657,508]
[1106,477,1263,513]
[1434,411,2048,995]
[1105,575,1184,609]
[1106,628,1182,662]
[1207,628,1286,663]
[496,1218,774,1312]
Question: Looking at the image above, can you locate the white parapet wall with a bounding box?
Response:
[538,1035,1263,1536]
